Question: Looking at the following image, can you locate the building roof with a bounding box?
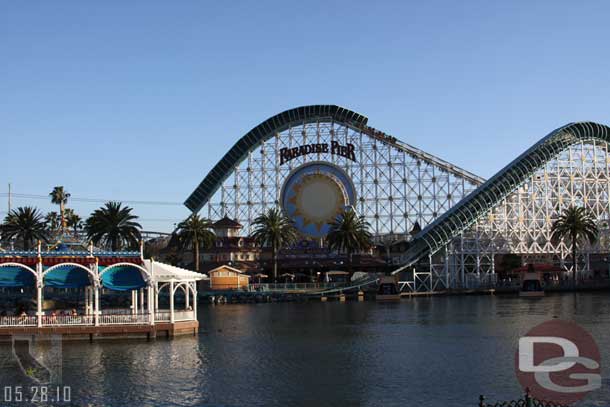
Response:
[208,264,249,276]
[213,216,243,229]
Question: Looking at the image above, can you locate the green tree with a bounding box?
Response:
[174,215,216,273]
[551,205,598,286]
[327,208,372,274]
[2,207,47,250]
[44,211,62,234]
[64,209,82,237]
[250,208,297,281]
[49,186,70,232]
[84,202,142,251]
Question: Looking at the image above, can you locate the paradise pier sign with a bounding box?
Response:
[280,141,356,165]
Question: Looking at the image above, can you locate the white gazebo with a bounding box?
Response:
[145,260,207,324]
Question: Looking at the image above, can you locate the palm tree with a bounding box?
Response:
[64,209,82,237]
[174,215,216,273]
[250,208,297,281]
[49,186,70,232]
[2,207,47,250]
[44,211,62,234]
[327,207,372,274]
[84,202,142,251]
[551,205,598,286]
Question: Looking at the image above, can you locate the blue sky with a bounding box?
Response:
[1,1,609,232]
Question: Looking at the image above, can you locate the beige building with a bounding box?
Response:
[208,265,250,290]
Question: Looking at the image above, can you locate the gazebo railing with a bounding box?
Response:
[99,314,150,325]
[0,315,37,327]
[155,310,196,322]
[42,315,95,326]
[174,310,195,321]
[155,311,171,322]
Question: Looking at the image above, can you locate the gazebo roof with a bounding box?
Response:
[144,260,207,282]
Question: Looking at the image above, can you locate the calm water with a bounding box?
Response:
[1,293,610,406]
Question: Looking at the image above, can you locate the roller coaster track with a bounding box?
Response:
[392,121,610,274]
[185,105,484,213]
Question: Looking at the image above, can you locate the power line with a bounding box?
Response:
[0,192,184,206]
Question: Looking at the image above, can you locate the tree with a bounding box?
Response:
[326,207,372,274]
[64,209,82,237]
[250,208,297,281]
[49,186,71,233]
[2,207,47,250]
[84,202,142,251]
[44,211,62,234]
[551,205,598,286]
[174,215,216,273]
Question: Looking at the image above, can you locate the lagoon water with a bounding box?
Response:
[2,293,610,406]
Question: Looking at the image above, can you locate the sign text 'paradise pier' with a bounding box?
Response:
[280,141,356,165]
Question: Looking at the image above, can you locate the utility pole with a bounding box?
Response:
[7,183,11,213]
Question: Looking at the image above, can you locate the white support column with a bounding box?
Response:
[148,286,154,325]
[94,285,100,326]
[132,290,137,315]
[139,289,145,315]
[155,284,159,311]
[36,259,42,327]
[90,286,94,315]
[170,280,175,323]
[84,287,88,315]
[36,283,43,327]
[185,284,190,309]
[192,282,197,320]
[94,260,100,326]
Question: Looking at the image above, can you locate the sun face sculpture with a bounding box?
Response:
[288,173,346,233]
[281,162,356,238]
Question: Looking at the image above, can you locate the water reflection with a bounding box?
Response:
[0,293,608,406]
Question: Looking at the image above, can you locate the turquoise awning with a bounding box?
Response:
[100,265,146,291]
[0,266,36,287]
[44,265,92,288]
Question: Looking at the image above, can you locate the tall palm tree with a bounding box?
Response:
[250,208,297,281]
[174,215,216,273]
[551,205,598,286]
[2,207,47,250]
[49,186,70,232]
[64,209,82,237]
[327,207,372,274]
[84,202,142,251]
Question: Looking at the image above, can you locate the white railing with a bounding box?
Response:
[0,315,37,327]
[0,310,194,327]
[174,310,195,321]
[155,311,171,322]
[99,314,150,325]
[42,315,94,326]
[155,310,196,322]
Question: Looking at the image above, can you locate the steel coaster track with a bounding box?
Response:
[392,121,610,274]
[185,105,485,213]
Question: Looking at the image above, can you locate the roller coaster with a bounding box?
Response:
[186,105,610,292]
